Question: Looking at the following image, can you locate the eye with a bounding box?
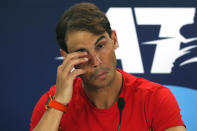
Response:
[77,48,87,52]
[96,44,104,49]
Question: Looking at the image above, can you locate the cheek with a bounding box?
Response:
[100,47,116,66]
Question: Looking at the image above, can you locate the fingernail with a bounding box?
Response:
[84,58,88,61]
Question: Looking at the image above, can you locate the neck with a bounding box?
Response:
[83,70,122,109]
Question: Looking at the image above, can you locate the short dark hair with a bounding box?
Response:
[56,2,112,52]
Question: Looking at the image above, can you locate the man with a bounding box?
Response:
[30,2,186,131]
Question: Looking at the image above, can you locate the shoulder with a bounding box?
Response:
[119,69,175,109]
[119,68,166,95]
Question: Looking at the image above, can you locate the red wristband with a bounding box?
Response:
[45,95,67,113]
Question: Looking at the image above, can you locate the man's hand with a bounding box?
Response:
[54,51,88,105]
[32,51,88,131]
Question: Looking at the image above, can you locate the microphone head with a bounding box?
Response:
[118,97,125,110]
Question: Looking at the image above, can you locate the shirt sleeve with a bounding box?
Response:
[30,92,49,131]
[149,86,185,131]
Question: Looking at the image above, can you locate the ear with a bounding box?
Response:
[111,30,118,50]
[60,49,68,57]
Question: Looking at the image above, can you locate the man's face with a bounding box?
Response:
[66,30,118,89]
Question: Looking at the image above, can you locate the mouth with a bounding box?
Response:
[95,71,108,80]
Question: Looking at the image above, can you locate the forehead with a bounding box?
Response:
[66,31,108,52]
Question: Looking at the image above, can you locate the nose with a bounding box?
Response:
[89,53,102,67]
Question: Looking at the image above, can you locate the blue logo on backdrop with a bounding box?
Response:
[106,7,197,90]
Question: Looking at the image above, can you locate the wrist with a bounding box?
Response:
[45,95,68,113]
[53,95,70,105]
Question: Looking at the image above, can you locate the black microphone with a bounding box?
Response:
[117,97,125,131]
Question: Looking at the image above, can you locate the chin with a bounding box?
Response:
[94,80,111,88]
[86,74,115,89]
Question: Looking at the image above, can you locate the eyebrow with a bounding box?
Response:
[95,35,105,45]
[74,35,106,52]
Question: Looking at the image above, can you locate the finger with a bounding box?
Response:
[69,69,86,79]
[62,57,88,76]
[68,51,88,59]
[57,64,64,76]
[61,52,88,69]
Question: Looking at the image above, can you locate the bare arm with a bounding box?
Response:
[32,50,88,131]
[165,125,186,131]
[148,125,186,131]
[32,108,63,131]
